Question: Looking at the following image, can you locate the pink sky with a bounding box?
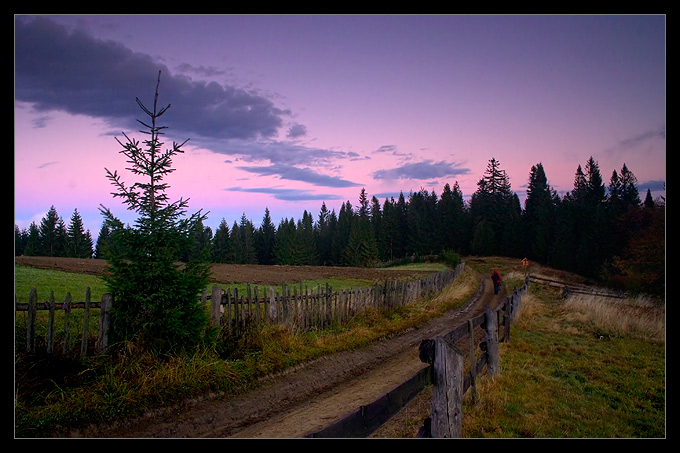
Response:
[15,15,665,238]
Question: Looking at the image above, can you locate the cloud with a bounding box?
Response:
[225,186,343,201]
[15,15,287,141]
[236,163,361,188]
[618,126,665,149]
[372,160,471,181]
[286,123,307,139]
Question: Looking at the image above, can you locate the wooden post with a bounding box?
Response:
[484,305,499,376]
[430,335,464,438]
[468,319,477,405]
[98,293,112,353]
[211,286,222,326]
[63,292,72,357]
[81,287,91,357]
[26,288,37,354]
[503,296,511,343]
[47,291,56,355]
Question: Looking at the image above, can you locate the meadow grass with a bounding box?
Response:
[459,289,665,438]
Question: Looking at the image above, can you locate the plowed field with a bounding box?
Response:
[14,256,438,286]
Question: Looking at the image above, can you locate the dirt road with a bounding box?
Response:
[73,267,501,438]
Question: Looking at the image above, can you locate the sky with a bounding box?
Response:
[15,14,666,239]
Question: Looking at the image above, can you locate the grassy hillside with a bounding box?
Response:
[373,257,665,438]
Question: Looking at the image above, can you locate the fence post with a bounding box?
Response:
[26,288,37,354]
[467,319,477,405]
[484,305,499,376]
[47,290,56,355]
[98,293,112,354]
[80,287,91,357]
[211,286,222,326]
[63,292,72,357]
[503,296,511,343]
[430,335,464,438]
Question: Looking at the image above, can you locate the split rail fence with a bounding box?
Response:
[305,275,530,438]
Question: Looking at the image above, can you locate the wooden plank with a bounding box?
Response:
[484,304,499,376]
[430,335,463,438]
[98,293,112,353]
[80,287,91,357]
[305,366,432,438]
[26,288,37,354]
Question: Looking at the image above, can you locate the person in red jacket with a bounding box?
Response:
[491,269,501,294]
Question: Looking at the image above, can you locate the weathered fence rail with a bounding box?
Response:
[15,288,113,358]
[306,275,530,438]
[209,262,466,335]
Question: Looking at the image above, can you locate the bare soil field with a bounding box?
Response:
[14,256,437,286]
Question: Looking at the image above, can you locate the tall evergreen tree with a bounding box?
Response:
[297,210,318,265]
[211,218,232,263]
[39,205,63,256]
[94,221,112,259]
[256,208,276,265]
[66,208,94,258]
[522,163,557,264]
[23,222,41,256]
[316,202,333,265]
[469,158,515,256]
[99,72,210,352]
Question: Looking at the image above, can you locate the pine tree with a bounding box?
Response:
[39,205,62,256]
[23,222,41,256]
[316,202,333,265]
[523,163,557,264]
[66,209,94,258]
[99,72,210,352]
[256,208,276,265]
[94,222,112,259]
[211,218,232,263]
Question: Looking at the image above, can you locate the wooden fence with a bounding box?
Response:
[15,263,465,357]
[15,288,113,358]
[208,263,466,334]
[305,275,530,438]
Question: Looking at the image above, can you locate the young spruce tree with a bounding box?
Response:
[99,72,210,352]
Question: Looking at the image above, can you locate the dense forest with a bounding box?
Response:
[15,157,665,296]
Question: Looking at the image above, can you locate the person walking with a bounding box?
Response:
[491,269,502,295]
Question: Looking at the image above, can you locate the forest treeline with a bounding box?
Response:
[15,157,664,296]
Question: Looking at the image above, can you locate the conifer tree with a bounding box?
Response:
[211,218,232,263]
[66,208,93,258]
[94,222,112,259]
[39,205,64,256]
[99,72,210,352]
[256,208,276,265]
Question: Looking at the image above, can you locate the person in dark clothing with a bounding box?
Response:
[491,269,501,294]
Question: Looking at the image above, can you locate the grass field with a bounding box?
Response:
[15,257,665,438]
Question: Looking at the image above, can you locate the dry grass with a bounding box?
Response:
[561,294,665,343]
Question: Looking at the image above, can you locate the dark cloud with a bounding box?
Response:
[286,123,307,139]
[15,15,286,141]
[225,186,343,201]
[236,163,361,188]
[372,160,471,181]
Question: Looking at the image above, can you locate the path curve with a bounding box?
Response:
[72,269,502,438]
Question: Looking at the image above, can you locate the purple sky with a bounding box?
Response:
[15,15,666,238]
